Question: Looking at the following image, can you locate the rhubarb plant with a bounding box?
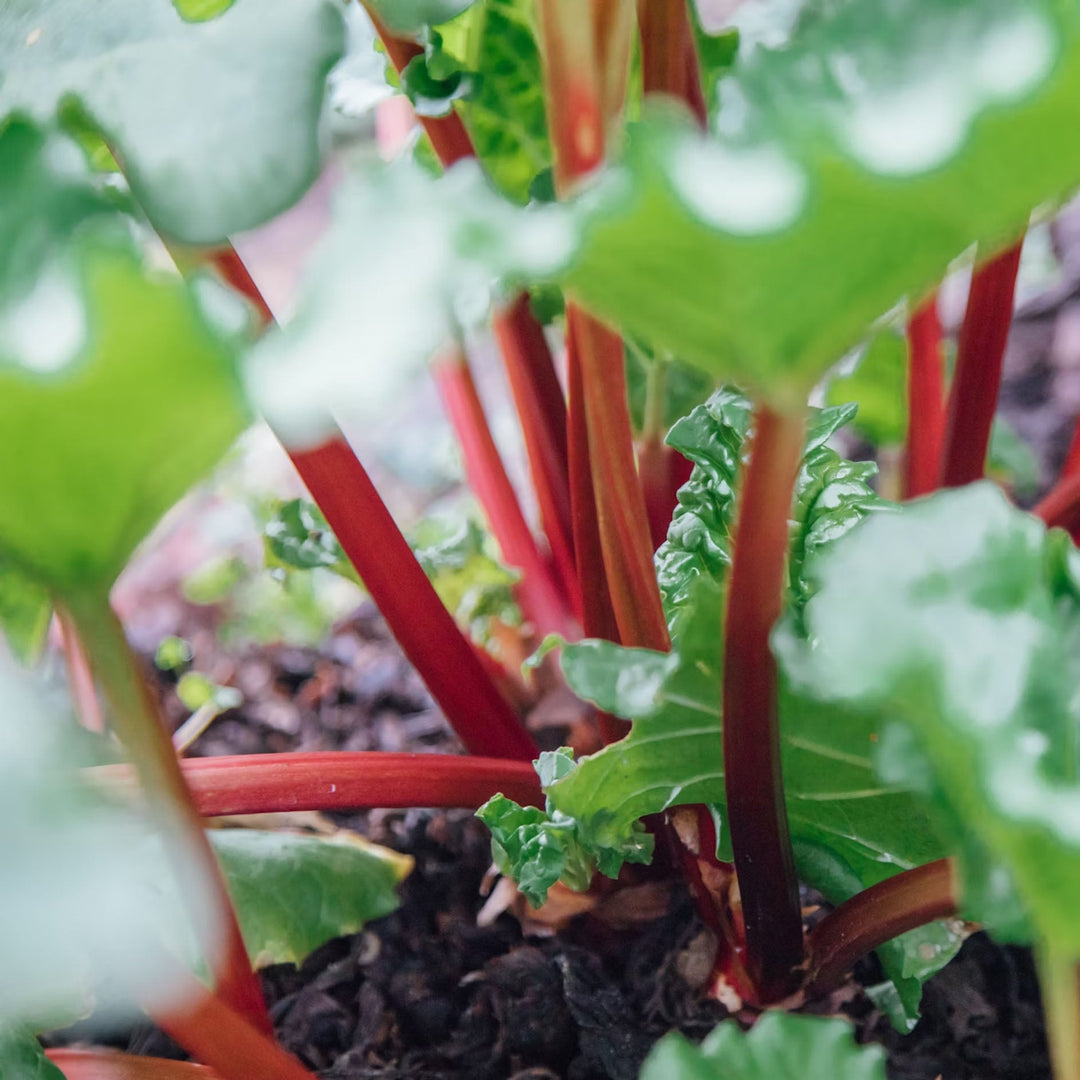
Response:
[7,0,1080,1077]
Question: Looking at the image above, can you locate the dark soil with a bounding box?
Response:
[54,600,1050,1080]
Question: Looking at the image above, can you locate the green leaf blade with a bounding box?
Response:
[211,829,409,968]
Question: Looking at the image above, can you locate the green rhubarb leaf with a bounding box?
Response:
[0,1029,65,1080]
[209,829,410,968]
[0,0,345,244]
[0,123,248,595]
[366,0,477,36]
[988,416,1040,500]
[640,1013,885,1080]
[265,498,360,585]
[779,483,1080,950]
[437,0,552,202]
[624,344,717,438]
[539,396,945,1025]
[824,329,910,449]
[559,0,1080,405]
[0,559,51,665]
[400,29,479,118]
[477,749,653,907]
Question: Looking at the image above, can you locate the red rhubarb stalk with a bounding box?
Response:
[64,593,271,1034]
[92,752,544,816]
[55,607,105,733]
[806,859,959,995]
[289,438,538,761]
[48,1050,217,1080]
[154,968,318,1080]
[433,347,578,640]
[939,242,1023,488]
[569,307,671,651]
[722,405,806,1003]
[637,0,707,127]
[903,294,946,499]
[492,297,579,613]
[1061,419,1080,480]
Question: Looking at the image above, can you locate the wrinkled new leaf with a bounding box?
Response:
[641,1013,885,1080]
[779,483,1080,950]
[560,0,1080,404]
[209,829,410,967]
[0,122,248,595]
[477,748,652,908]
[0,0,345,243]
[265,498,360,585]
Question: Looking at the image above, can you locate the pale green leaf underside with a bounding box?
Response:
[780,483,1080,952]
[0,0,345,243]
[560,0,1080,403]
[366,0,476,36]
[211,829,408,968]
[641,1013,885,1080]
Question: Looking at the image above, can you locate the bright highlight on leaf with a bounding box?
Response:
[0,0,345,243]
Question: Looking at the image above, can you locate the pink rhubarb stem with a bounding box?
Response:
[722,405,806,1004]
[91,752,544,816]
[492,297,579,615]
[903,294,946,499]
[288,438,538,761]
[1034,472,1080,540]
[154,969,318,1080]
[49,1051,217,1080]
[637,0,707,128]
[433,347,578,640]
[939,242,1023,488]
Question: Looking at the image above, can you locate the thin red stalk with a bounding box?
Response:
[903,294,946,500]
[206,252,535,757]
[568,307,670,652]
[92,751,544,816]
[637,0,707,128]
[289,438,538,761]
[433,347,578,639]
[48,1050,216,1080]
[1062,418,1080,480]
[806,859,959,996]
[939,242,1023,488]
[1034,472,1080,539]
[64,594,271,1034]
[362,17,580,625]
[154,968,318,1080]
[492,298,579,614]
[722,405,805,1003]
[55,607,105,733]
